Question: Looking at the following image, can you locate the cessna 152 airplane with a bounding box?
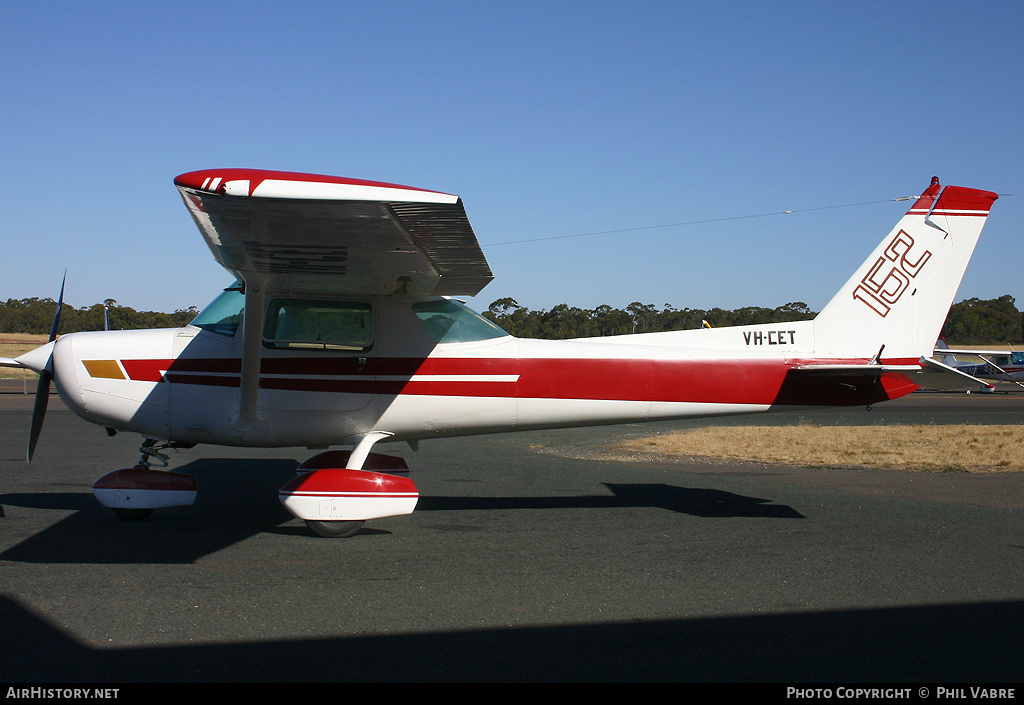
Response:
[934,340,1024,390]
[0,170,1000,536]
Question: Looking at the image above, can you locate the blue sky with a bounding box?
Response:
[3,1,1022,318]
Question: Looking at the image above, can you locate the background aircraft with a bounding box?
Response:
[0,171,999,536]
[934,340,1024,390]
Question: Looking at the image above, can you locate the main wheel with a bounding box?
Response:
[305,519,365,538]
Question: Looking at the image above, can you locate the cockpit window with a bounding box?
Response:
[263,299,373,351]
[190,285,245,337]
[413,299,509,344]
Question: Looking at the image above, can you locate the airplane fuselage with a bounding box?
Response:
[49,293,915,450]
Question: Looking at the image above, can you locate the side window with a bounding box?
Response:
[264,299,373,351]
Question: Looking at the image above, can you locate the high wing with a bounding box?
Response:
[174,169,494,432]
[174,169,493,297]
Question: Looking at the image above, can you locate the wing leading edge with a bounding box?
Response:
[174,169,493,297]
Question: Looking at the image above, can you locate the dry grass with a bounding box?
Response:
[617,424,1024,473]
[0,334,47,381]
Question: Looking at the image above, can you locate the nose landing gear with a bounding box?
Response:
[91,439,198,520]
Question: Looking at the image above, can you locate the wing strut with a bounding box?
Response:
[232,274,269,432]
[975,354,1024,389]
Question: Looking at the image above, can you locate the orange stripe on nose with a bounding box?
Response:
[83,360,126,380]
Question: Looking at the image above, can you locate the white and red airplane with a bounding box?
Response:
[0,171,1000,536]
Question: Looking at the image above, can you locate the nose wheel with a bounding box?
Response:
[92,440,198,520]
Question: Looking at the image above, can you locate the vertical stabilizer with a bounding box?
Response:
[813,178,998,362]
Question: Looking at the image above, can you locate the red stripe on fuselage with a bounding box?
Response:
[113,355,911,406]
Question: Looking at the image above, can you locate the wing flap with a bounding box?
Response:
[175,169,493,297]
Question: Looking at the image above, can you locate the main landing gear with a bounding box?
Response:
[91,437,420,538]
[278,449,418,537]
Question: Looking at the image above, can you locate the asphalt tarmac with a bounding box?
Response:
[0,391,1022,683]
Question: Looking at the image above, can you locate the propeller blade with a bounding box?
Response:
[27,370,52,463]
[49,272,66,342]
[27,272,65,463]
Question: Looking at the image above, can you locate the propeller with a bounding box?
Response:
[27,273,65,463]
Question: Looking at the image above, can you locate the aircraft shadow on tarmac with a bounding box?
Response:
[418,483,803,519]
[0,458,802,564]
[0,593,1020,682]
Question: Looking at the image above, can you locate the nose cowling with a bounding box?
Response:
[49,330,173,439]
[50,334,84,414]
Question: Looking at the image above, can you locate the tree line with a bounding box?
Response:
[481,298,817,339]
[481,295,1024,344]
[938,295,1024,344]
[1,294,1021,345]
[0,298,197,336]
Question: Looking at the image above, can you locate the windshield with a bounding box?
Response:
[190,285,245,337]
[413,299,509,343]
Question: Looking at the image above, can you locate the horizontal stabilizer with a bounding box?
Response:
[784,357,994,397]
[790,363,922,374]
[773,364,921,407]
